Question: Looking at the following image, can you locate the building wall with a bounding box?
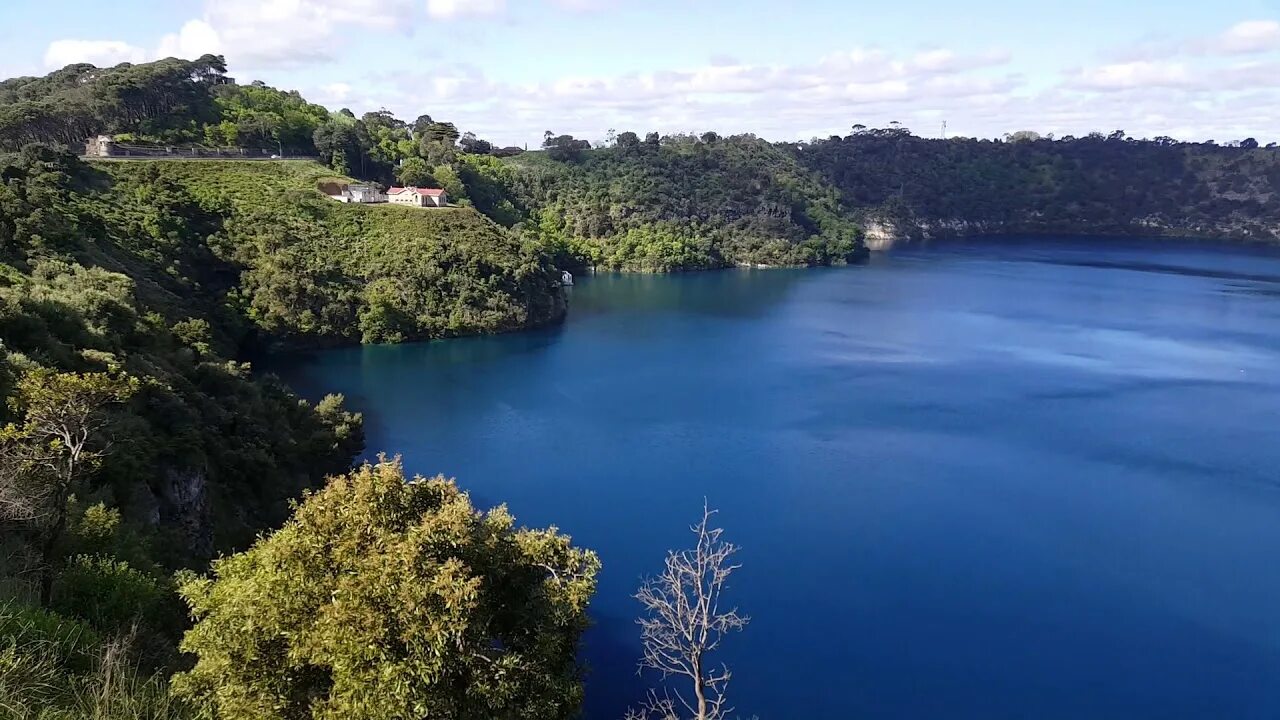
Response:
[389,193,424,206]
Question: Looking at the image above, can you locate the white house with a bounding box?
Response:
[326,183,386,203]
[386,186,449,207]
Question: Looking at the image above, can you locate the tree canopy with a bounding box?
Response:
[173,457,600,720]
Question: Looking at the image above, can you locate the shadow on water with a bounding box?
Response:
[1030,258,1280,284]
[570,268,817,320]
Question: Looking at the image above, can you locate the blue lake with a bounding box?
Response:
[274,237,1280,719]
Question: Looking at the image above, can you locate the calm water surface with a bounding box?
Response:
[275,237,1280,719]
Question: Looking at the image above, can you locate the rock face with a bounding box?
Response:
[860,216,996,250]
[861,219,900,251]
[158,466,212,559]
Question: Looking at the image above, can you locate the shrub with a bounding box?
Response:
[173,457,600,720]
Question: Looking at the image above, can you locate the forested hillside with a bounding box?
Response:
[796,127,1280,242]
[499,133,866,271]
[0,144,366,715]
[93,160,567,345]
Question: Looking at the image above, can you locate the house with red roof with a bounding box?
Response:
[386,186,449,208]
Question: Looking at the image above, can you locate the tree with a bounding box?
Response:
[543,134,591,163]
[313,120,360,174]
[1004,130,1042,143]
[459,131,492,155]
[173,457,600,720]
[0,369,137,605]
[396,156,437,187]
[627,504,748,720]
[411,113,435,136]
[360,109,405,132]
[420,121,460,145]
[421,139,458,166]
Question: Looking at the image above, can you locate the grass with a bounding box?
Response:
[0,603,188,720]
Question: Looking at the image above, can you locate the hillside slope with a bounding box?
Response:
[89,159,567,345]
[796,130,1280,243]
[499,136,867,271]
[0,147,363,565]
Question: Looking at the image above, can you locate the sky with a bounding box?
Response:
[3,0,1280,146]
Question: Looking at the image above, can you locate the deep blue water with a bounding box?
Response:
[274,237,1280,719]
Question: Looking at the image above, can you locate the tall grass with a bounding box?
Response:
[0,606,188,720]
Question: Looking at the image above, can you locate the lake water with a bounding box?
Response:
[274,237,1280,719]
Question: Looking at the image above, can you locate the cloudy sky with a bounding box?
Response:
[3,0,1280,146]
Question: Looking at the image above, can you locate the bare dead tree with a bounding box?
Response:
[630,503,748,720]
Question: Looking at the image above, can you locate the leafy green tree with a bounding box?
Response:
[173,457,600,720]
[396,156,436,187]
[312,120,360,174]
[411,113,435,136]
[420,121,460,145]
[432,164,467,203]
[421,138,458,166]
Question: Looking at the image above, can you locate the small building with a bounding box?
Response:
[326,183,386,203]
[387,186,449,208]
[85,135,116,157]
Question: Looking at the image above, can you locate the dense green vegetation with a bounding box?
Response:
[795,127,1280,241]
[0,57,228,149]
[92,160,566,345]
[0,144,583,717]
[174,458,598,720]
[501,133,866,271]
[0,144,364,717]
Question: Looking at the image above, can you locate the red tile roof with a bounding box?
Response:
[387,186,446,196]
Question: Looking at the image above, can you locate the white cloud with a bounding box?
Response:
[198,0,417,67]
[427,0,506,19]
[337,46,1020,146]
[44,0,417,72]
[1071,60,1194,91]
[319,82,353,103]
[156,20,222,60]
[43,40,146,69]
[54,0,566,71]
[1211,20,1280,55]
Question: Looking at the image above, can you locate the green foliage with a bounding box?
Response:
[542,133,591,163]
[173,457,600,720]
[208,82,330,151]
[797,128,1280,240]
[458,154,525,226]
[52,557,169,636]
[87,159,567,345]
[0,147,365,565]
[505,133,866,270]
[0,56,227,149]
[0,606,190,720]
[0,602,101,673]
[395,156,436,187]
